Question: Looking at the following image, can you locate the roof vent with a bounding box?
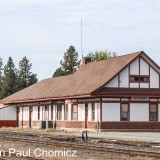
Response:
[82,57,91,65]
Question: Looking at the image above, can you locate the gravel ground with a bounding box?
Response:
[0,128,160,160]
[0,139,158,160]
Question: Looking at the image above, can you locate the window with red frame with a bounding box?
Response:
[91,103,95,121]
[57,105,62,120]
[71,104,78,120]
[149,104,158,121]
[130,75,149,83]
[64,104,69,120]
[121,104,129,121]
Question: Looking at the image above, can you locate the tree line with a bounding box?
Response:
[0,46,117,99]
[0,57,38,99]
[53,45,117,77]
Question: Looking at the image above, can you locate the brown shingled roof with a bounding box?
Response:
[1,51,143,103]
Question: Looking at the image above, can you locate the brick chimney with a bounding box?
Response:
[82,57,91,65]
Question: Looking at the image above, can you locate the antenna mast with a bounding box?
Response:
[81,18,83,59]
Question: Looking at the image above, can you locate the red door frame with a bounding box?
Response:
[85,103,88,129]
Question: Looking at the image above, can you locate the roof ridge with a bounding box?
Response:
[41,73,74,81]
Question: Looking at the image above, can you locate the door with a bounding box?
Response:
[29,107,32,128]
[85,103,88,129]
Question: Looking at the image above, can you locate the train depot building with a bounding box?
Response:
[0,51,160,131]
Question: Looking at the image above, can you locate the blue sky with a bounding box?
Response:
[0,0,160,80]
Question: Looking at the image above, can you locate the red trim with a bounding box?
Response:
[100,97,102,122]
[85,103,88,128]
[64,104,66,120]
[102,100,152,103]
[141,51,160,71]
[93,51,143,93]
[92,93,160,98]
[149,66,151,88]
[16,107,19,127]
[0,120,17,127]
[141,55,160,88]
[22,107,23,128]
[139,56,141,88]
[129,65,130,88]
[29,107,32,128]
[38,106,40,120]
[159,74,160,89]
[118,74,120,88]
[65,101,99,104]
[138,56,159,90]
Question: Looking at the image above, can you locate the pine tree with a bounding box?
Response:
[52,67,65,77]
[17,56,38,90]
[0,58,3,99]
[53,46,81,77]
[28,73,38,86]
[0,58,2,78]
[2,57,16,98]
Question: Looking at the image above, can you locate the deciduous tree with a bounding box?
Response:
[87,50,117,61]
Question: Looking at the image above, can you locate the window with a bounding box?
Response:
[149,104,158,121]
[91,103,95,121]
[51,105,53,120]
[45,106,48,120]
[139,76,149,82]
[57,105,62,120]
[64,104,69,120]
[130,76,139,82]
[121,104,129,121]
[71,104,78,120]
[130,75,149,83]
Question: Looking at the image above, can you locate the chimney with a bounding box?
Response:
[82,57,91,65]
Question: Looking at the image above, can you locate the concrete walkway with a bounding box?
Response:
[51,131,160,143]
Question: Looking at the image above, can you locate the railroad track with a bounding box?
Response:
[0,132,160,159]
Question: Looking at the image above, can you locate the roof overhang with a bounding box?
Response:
[92,87,160,98]
[0,93,92,104]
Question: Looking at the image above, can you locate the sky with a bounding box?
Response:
[0,0,160,80]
